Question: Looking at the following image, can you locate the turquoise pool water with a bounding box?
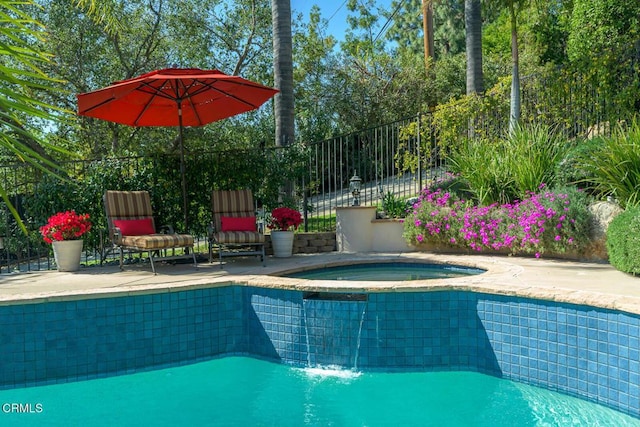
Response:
[1,357,637,427]
[283,262,485,281]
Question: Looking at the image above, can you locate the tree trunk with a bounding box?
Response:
[464,0,483,95]
[271,0,295,148]
[509,1,520,134]
[422,0,435,69]
[271,0,295,201]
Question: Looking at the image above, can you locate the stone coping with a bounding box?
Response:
[0,252,638,315]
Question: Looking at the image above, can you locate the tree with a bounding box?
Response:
[567,0,640,65]
[165,0,272,78]
[292,6,339,143]
[0,1,76,231]
[271,0,294,148]
[422,0,434,66]
[507,0,521,133]
[464,0,483,94]
[385,0,465,58]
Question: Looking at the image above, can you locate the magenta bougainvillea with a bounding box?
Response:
[40,210,92,244]
[403,185,591,257]
[267,207,303,231]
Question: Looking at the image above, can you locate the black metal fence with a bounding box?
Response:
[300,114,448,231]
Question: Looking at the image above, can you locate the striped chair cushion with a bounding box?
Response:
[105,191,154,217]
[214,231,265,245]
[104,190,193,250]
[211,189,255,232]
[104,191,156,240]
[121,234,194,250]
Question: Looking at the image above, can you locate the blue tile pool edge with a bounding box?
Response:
[0,285,638,419]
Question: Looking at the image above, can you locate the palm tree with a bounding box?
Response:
[1,0,119,230]
[464,0,483,94]
[1,2,72,231]
[507,0,520,133]
[271,0,295,148]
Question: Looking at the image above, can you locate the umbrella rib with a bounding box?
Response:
[79,96,117,114]
[176,80,205,126]
[133,80,186,126]
[185,81,269,125]
[182,96,203,126]
[197,80,266,109]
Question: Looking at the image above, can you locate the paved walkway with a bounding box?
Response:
[0,252,638,314]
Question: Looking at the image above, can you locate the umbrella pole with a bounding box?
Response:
[178,105,188,232]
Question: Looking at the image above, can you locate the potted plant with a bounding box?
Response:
[40,210,92,271]
[267,207,302,257]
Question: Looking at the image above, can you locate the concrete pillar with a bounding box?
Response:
[336,206,377,252]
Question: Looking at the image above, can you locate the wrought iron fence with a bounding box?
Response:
[299,114,448,232]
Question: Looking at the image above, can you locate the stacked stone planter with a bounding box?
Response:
[265,232,336,256]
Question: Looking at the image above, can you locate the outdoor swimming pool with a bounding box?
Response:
[281,261,485,281]
[0,282,638,424]
[1,357,638,426]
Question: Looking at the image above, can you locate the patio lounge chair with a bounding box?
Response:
[208,189,265,268]
[103,190,197,274]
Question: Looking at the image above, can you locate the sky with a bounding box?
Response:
[290,0,393,41]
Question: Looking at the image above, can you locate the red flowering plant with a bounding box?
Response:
[39,210,92,243]
[267,207,303,231]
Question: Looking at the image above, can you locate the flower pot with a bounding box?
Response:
[52,240,84,272]
[270,231,294,258]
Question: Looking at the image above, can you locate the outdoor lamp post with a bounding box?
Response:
[349,172,362,206]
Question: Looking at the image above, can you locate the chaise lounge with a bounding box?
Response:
[103,190,197,274]
[208,189,265,268]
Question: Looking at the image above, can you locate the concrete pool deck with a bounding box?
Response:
[0,252,638,314]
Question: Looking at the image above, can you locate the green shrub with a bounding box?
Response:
[555,137,601,189]
[379,191,408,218]
[447,138,516,205]
[606,207,640,275]
[506,123,571,196]
[577,119,640,208]
[447,123,569,205]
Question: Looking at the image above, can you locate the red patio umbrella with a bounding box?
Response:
[77,67,278,229]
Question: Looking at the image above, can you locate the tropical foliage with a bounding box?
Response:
[575,120,640,209]
[446,123,570,205]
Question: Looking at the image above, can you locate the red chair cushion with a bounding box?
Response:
[113,218,155,236]
[220,216,257,232]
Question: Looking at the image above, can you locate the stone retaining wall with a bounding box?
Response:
[265,232,336,255]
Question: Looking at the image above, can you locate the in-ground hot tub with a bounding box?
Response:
[278,261,486,281]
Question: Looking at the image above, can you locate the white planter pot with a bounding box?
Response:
[271,231,294,258]
[52,240,83,272]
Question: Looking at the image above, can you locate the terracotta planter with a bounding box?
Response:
[271,231,294,257]
[52,240,83,272]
